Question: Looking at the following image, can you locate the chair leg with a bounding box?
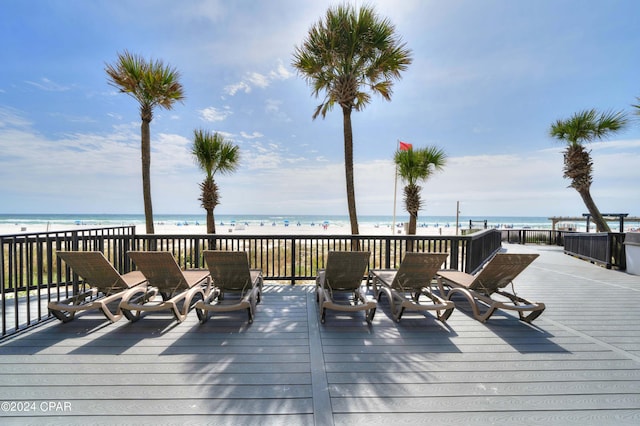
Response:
[366,307,376,324]
[122,307,141,322]
[50,309,74,323]
[196,307,210,324]
[438,306,455,322]
[520,307,545,323]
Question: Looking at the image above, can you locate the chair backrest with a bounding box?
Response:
[128,251,189,293]
[203,250,252,292]
[57,251,132,294]
[470,253,539,295]
[323,251,371,292]
[391,252,448,291]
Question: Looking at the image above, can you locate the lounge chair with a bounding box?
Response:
[369,252,455,322]
[194,250,263,324]
[49,251,156,323]
[436,253,545,323]
[122,251,211,322]
[316,251,376,324]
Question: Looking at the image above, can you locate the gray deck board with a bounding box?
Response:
[1,243,640,425]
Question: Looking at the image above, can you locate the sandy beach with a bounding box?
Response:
[1,221,463,237]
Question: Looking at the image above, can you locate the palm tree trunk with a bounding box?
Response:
[404,212,418,252]
[408,212,417,235]
[141,117,154,234]
[342,106,359,236]
[577,188,611,232]
[404,184,420,236]
[206,208,215,234]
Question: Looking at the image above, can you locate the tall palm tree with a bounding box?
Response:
[549,109,628,232]
[292,4,412,235]
[191,129,239,234]
[395,146,447,236]
[105,51,185,234]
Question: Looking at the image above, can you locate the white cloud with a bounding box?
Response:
[246,72,270,88]
[0,107,32,128]
[224,82,251,96]
[270,61,294,80]
[199,106,232,122]
[224,61,294,96]
[240,131,263,139]
[1,111,638,217]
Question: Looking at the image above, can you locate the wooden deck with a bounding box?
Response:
[1,243,640,425]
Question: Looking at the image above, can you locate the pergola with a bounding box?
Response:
[549,214,639,232]
[582,213,628,232]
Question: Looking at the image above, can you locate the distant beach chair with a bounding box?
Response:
[122,251,211,322]
[437,253,545,323]
[194,250,263,324]
[369,252,455,322]
[49,251,156,323]
[316,251,376,324]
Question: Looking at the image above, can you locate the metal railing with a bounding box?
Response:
[1,226,137,338]
[564,232,626,269]
[501,229,567,245]
[1,227,501,339]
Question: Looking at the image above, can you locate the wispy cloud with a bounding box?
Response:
[223,81,251,96]
[265,99,291,122]
[199,106,232,122]
[224,60,294,96]
[24,78,70,92]
[0,107,32,128]
[240,131,263,139]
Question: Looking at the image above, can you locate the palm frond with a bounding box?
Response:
[191,129,240,178]
[549,108,627,146]
[105,50,185,115]
[292,3,412,118]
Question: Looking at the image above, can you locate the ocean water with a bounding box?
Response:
[0,213,625,231]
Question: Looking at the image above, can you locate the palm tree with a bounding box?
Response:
[395,146,447,236]
[292,4,412,235]
[191,129,239,234]
[549,109,628,232]
[105,51,185,234]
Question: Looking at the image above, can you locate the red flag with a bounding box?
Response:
[399,141,412,151]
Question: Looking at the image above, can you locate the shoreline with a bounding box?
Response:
[0,222,464,237]
[2,214,637,236]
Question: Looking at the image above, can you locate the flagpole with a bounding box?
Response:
[392,140,399,234]
[455,200,460,236]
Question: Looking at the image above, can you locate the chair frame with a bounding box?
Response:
[49,251,156,323]
[316,251,376,324]
[194,250,263,324]
[437,253,545,323]
[121,251,211,323]
[369,252,455,322]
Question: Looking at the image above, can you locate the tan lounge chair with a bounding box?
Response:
[122,251,211,322]
[50,251,156,323]
[194,250,263,324]
[369,252,455,322]
[437,253,545,323]
[316,251,376,324]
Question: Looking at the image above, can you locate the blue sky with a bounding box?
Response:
[1,0,639,218]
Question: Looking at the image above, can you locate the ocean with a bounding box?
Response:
[0,213,618,231]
